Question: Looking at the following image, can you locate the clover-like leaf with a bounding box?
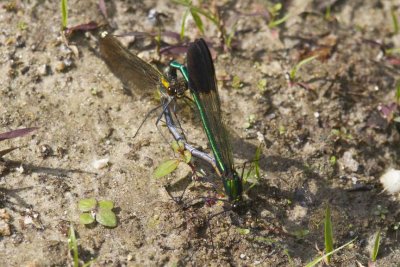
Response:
[97,209,117,227]
[79,213,95,225]
[78,198,97,212]
[153,159,180,179]
[98,200,114,210]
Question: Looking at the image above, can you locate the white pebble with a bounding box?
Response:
[92,158,109,169]
[380,168,400,194]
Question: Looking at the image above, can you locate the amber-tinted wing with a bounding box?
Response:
[99,32,164,95]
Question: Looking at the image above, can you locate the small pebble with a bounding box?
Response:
[92,158,109,169]
[38,64,49,76]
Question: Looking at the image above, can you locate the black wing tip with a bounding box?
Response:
[187,38,215,94]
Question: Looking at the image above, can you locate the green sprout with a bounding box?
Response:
[391,7,399,34]
[68,224,95,267]
[373,205,389,220]
[61,0,68,29]
[153,141,192,179]
[324,205,334,264]
[289,55,317,82]
[267,3,290,28]
[243,144,262,191]
[78,198,117,228]
[371,230,381,262]
[173,0,218,40]
[173,0,235,49]
[396,80,400,105]
[305,238,356,267]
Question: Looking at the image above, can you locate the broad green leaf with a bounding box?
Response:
[78,198,97,212]
[153,159,180,179]
[98,200,114,210]
[183,150,192,163]
[79,213,95,225]
[324,205,334,263]
[97,209,117,227]
[190,8,204,34]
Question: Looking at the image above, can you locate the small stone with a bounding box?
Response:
[38,64,49,76]
[240,253,246,259]
[0,221,11,236]
[92,158,109,169]
[339,151,359,172]
[55,61,66,72]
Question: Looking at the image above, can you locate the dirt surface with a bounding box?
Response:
[1,0,400,266]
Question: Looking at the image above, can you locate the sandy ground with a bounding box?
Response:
[1,0,400,266]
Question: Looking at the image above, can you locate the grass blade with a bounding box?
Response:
[392,8,399,34]
[190,8,204,34]
[180,9,190,40]
[68,224,79,267]
[61,0,68,29]
[289,55,317,81]
[324,205,334,264]
[371,230,381,262]
[305,238,356,267]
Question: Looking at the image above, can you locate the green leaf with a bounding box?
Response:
[305,238,356,267]
[97,209,117,227]
[292,229,309,239]
[68,224,79,267]
[183,150,192,164]
[98,200,114,210]
[269,14,290,28]
[371,230,381,262]
[190,8,204,34]
[324,205,334,264]
[79,213,95,225]
[392,8,399,34]
[237,228,250,235]
[289,55,317,81]
[257,78,267,92]
[61,0,68,29]
[78,198,97,212]
[232,75,242,89]
[180,9,190,40]
[153,159,180,179]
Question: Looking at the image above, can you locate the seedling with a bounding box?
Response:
[61,0,68,29]
[305,238,356,267]
[153,141,193,179]
[267,3,290,28]
[324,205,334,264]
[242,144,262,191]
[391,7,399,34]
[370,230,381,262]
[68,224,94,267]
[78,198,117,228]
[289,55,317,83]
[373,205,388,220]
[173,0,235,50]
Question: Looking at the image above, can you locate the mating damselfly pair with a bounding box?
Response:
[99,32,255,207]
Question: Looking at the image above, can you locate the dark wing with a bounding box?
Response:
[187,38,234,175]
[99,32,163,95]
